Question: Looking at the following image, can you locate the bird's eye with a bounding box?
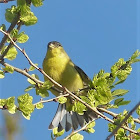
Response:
[57,43,61,47]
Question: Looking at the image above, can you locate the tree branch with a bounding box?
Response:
[0,29,139,137]
[34,94,69,106]
[106,101,140,140]
[64,121,94,140]
[0,0,15,3]
[98,107,140,124]
[0,14,20,51]
[0,61,43,85]
[0,21,23,60]
[0,29,63,89]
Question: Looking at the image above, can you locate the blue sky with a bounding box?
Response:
[0,0,140,140]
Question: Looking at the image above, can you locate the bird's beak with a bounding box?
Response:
[48,43,55,49]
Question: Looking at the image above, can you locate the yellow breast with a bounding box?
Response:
[43,48,84,96]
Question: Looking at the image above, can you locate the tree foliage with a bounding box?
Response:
[0,1,140,140]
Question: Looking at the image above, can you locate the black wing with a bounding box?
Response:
[74,65,91,86]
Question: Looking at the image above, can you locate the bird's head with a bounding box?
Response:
[46,41,67,58]
[48,41,62,49]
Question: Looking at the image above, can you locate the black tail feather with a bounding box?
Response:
[49,103,98,132]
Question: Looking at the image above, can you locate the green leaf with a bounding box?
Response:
[9,29,18,39]
[5,6,17,23]
[131,58,140,63]
[86,121,95,129]
[24,85,35,92]
[0,99,7,107]
[107,104,118,109]
[53,127,65,137]
[86,128,95,133]
[17,0,26,6]
[117,66,132,81]
[6,97,16,114]
[22,112,31,120]
[36,102,44,109]
[18,93,33,104]
[27,74,39,85]
[17,93,35,120]
[17,1,30,14]
[36,87,49,97]
[92,70,113,106]
[129,50,140,64]
[136,105,140,116]
[58,97,67,104]
[86,121,96,133]
[4,46,18,60]
[29,63,38,71]
[111,58,132,82]
[72,101,86,115]
[117,100,130,106]
[0,24,6,31]
[117,128,126,137]
[123,109,128,116]
[17,32,29,43]
[114,80,125,85]
[42,81,52,89]
[70,133,84,140]
[114,98,124,105]
[127,116,134,124]
[114,98,130,106]
[3,65,14,73]
[135,128,140,139]
[130,50,140,60]
[94,86,112,105]
[20,11,37,26]
[112,89,129,97]
[108,123,116,132]
[80,96,92,106]
[35,81,51,97]
[31,0,43,7]
[0,70,5,79]
[18,1,37,26]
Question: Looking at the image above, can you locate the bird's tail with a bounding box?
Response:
[49,103,98,132]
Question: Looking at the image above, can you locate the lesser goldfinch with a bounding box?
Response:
[43,41,97,132]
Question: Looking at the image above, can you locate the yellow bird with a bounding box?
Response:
[43,41,97,132]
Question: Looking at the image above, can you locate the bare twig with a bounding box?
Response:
[97,107,117,117]
[65,88,140,135]
[0,29,63,89]
[0,0,15,3]
[0,29,107,119]
[0,29,139,136]
[0,61,43,85]
[98,107,140,124]
[0,14,20,51]
[34,94,69,106]
[64,121,94,140]
[106,101,140,140]
[0,22,23,60]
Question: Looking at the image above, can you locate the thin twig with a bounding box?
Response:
[0,61,43,85]
[64,88,140,135]
[98,107,140,124]
[0,21,23,60]
[106,101,140,140]
[0,29,63,89]
[0,14,20,51]
[34,94,69,106]
[0,0,15,3]
[0,29,139,136]
[97,107,117,117]
[64,121,94,140]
